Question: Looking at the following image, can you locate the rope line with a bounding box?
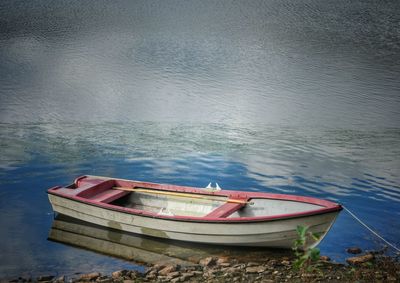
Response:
[343,205,400,253]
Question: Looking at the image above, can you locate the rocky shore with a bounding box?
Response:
[5,251,400,283]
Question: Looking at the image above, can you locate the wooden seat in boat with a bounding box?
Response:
[88,189,129,203]
[205,200,247,218]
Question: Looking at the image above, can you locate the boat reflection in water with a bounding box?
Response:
[48,215,290,267]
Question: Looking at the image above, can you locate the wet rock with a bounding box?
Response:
[199,257,216,267]
[224,266,240,275]
[79,273,101,281]
[122,281,135,283]
[246,262,259,267]
[127,271,140,279]
[158,265,177,276]
[96,278,112,283]
[54,275,66,283]
[320,255,331,261]
[145,272,156,280]
[150,264,165,272]
[216,256,230,265]
[268,259,278,267]
[37,275,54,281]
[166,271,180,280]
[111,270,129,279]
[346,253,374,265]
[180,272,194,281]
[245,266,267,274]
[281,260,291,266]
[346,247,362,254]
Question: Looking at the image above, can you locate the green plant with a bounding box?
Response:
[292,225,321,272]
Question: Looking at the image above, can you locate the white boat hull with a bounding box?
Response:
[49,194,339,248]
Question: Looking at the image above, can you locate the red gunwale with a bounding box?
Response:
[47,175,342,223]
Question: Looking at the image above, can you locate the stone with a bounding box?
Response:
[346,247,362,254]
[180,272,195,281]
[150,264,165,272]
[54,276,66,283]
[127,271,140,279]
[320,256,331,261]
[145,272,156,280]
[281,260,291,266]
[96,278,112,283]
[112,270,128,279]
[199,257,216,267]
[216,256,230,265]
[268,260,278,267]
[171,278,180,283]
[219,263,231,267]
[245,266,267,274]
[166,271,181,279]
[246,262,259,267]
[37,275,55,281]
[224,267,239,274]
[346,253,374,265]
[79,273,101,281]
[158,265,177,276]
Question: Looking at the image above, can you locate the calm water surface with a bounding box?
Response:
[1,0,400,279]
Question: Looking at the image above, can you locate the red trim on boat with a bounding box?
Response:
[47,175,343,223]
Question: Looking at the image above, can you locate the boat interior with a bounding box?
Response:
[54,177,324,219]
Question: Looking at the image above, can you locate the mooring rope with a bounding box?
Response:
[343,205,400,253]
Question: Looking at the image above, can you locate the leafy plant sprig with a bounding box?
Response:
[292,225,322,272]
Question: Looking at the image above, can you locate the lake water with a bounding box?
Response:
[1,0,400,279]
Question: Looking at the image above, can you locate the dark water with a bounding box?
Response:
[1,0,400,279]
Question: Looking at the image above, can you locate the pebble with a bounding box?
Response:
[199,257,216,267]
[37,275,55,281]
[79,272,101,281]
[320,255,331,261]
[166,271,180,279]
[112,270,128,278]
[245,266,267,274]
[346,253,374,265]
[54,276,66,283]
[346,247,362,254]
[158,265,177,276]
[216,256,230,265]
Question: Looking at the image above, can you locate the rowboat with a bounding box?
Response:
[47,175,342,248]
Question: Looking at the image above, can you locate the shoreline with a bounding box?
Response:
[3,251,399,283]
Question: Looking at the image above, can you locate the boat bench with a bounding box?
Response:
[205,200,247,218]
[87,189,129,203]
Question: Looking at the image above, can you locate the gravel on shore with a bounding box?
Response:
[4,251,400,283]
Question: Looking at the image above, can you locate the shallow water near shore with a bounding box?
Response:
[1,0,400,279]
